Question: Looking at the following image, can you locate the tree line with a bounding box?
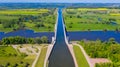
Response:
[80,38,120,67]
[0,36,48,45]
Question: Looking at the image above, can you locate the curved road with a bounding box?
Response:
[48,8,75,67]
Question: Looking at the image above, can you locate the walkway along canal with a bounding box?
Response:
[48,8,75,67]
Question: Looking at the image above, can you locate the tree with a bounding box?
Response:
[26,38,35,44]
[35,23,45,28]
[108,38,116,44]
[69,26,72,28]
[1,38,10,45]
[35,37,42,44]
[77,15,81,18]
[0,41,2,45]
[41,36,48,43]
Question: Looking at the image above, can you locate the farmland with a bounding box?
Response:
[63,8,120,31]
[0,8,56,32]
[1,8,120,32]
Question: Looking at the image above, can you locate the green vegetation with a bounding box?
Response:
[0,46,35,67]
[64,8,120,31]
[73,45,89,67]
[35,46,47,67]
[0,36,49,66]
[1,36,48,45]
[0,9,56,32]
[0,46,18,57]
[80,38,120,67]
[95,63,113,67]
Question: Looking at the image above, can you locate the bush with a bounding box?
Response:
[69,26,72,28]
[21,53,28,57]
[26,38,35,44]
[25,62,30,67]
[35,37,42,44]
[41,36,48,43]
[20,61,24,64]
[13,63,18,67]
[5,62,10,67]
[95,63,113,67]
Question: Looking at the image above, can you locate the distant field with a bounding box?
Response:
[0,8,56,32]
[0,9,49,15]
[64,8,120,31]
[1,8,120,32]
[110,13,120,16]
[77,8,108,11]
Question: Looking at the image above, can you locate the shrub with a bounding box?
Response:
[41,36,48,43]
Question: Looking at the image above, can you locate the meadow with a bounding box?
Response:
[63,8,120,31]
[1,8,120,32]
[0,46,36,67]
[0,8,56,32]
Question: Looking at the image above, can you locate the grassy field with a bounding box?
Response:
[0,46,36,67]
[35,46,47,67]
[73,45,89,67]
[0,8,56,32]
[0,46,18,56]
[0,9,49,15]
[64,8,120,31]
[1,8,120,32]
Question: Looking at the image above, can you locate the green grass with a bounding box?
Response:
[0,24,13,32]
[73,45,89,67]
[0,55,36,66]
[0,15,19,20]
[0,46,36,66]
[66,23,120,31]
[0,9,49,15]
[35,46,47,67]
[0,46,18,56]
[64,8,120,31]
[0,8,56,32]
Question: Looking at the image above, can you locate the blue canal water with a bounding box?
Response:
[48,9,75,67]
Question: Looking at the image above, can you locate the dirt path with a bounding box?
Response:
[32,46,41,67]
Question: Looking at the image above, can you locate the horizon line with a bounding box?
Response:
[0,2,120,3]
